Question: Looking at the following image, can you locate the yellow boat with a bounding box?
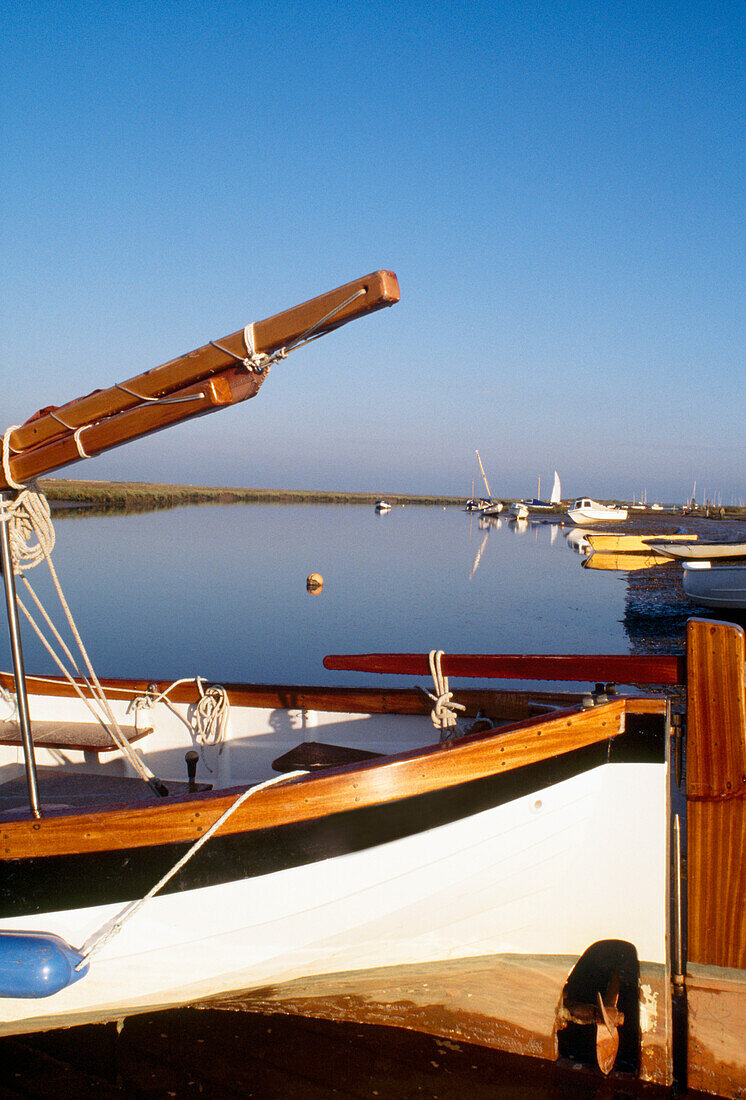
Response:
[583,552,672,572]
[586,532,697,554]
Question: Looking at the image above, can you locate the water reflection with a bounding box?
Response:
[2,504,742,688]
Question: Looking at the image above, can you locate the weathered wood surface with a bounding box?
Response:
[686,965,746,1099]
[324,651,685,684]
[0,699,628,857]
[686,618,746,971]
[5,271,399,460]
[0,720,151,752]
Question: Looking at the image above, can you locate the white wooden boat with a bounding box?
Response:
[508,501,528,519]
[682,561,746,609]
[566,499,628,524]
[0,272,744,1096]
[646,539,746,562]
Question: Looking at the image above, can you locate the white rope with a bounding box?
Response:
[77,767,309,967]
[131,677,229,748]
[426,650,465,740]
[2,427,25,491]
[0,486,166,793]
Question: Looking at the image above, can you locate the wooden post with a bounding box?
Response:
[685,617,746,1097]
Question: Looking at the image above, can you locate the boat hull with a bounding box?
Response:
[682,563,746,608]
[0,728,671,1083]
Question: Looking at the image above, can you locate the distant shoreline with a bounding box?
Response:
[38,479,746,519]
[39,478,465,511]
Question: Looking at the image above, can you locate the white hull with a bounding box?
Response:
[0,759,667,1036]
[682,562,746,609]
[567,503,628,524]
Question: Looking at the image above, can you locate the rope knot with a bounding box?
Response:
[427,650,465,740]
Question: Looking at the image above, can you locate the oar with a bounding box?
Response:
[5,271,399,456]
[323,652,685,684]
[2,270,399,489]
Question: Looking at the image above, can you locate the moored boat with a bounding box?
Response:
[646,539,746,562]
[375,499,392,512]
[0,272,744,1096]
[566,499,628,524]
[586,532,697,554]
[682,561,746,609]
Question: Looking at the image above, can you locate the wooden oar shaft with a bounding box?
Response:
[323,652,685,684]
[4,367,263,486]
[8,270,399,456]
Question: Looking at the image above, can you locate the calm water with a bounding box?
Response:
[2,503,699,688]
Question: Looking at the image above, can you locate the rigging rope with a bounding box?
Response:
[0,479,167,794]
[77,768,309,967]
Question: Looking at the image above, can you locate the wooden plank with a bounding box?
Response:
[5,271,399,461]
[3,367,260,486]
[323,652,685,684]
[0,720,151,752]
[0,699,628,858]
[686,618,746,970]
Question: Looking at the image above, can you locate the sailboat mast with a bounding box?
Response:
[475,450,492,499]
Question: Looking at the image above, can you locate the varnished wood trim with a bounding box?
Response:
[323,652,685,685]
[686,618,746,970]
[0,671,585,717]
[6,271,399,459]
[0,700,632,859]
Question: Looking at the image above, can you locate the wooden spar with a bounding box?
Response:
[4,367,261,486]
[323,651,686,684]
[4,270,400,466]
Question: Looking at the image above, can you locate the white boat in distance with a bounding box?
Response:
[510,472,562,518]
[683,562,746,609]
[567,499,628,524]
[375,500,392,512]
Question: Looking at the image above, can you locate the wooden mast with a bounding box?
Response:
[2,271,399,490]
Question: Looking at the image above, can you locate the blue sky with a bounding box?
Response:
[2,1,744,502]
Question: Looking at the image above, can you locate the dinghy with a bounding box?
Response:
[586,532,697,555]
[0,272,744,1096]
[682,561,746,609]
[646,539,746,562]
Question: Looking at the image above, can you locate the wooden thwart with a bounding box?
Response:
[0,720,153,753]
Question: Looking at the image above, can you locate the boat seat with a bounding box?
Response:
[272,740,383,773]
[0,720,153,753]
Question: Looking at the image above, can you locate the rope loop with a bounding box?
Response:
[426,650,465,740]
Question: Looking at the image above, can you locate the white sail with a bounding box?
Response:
[550,471,561,504]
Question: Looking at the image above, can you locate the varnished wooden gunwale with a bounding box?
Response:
[5,271,400,462]
[0,669,582,717]
[0,699,642,860]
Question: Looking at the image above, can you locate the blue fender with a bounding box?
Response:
[0,931,89,998]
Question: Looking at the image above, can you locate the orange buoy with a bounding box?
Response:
[306,573,323,593]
